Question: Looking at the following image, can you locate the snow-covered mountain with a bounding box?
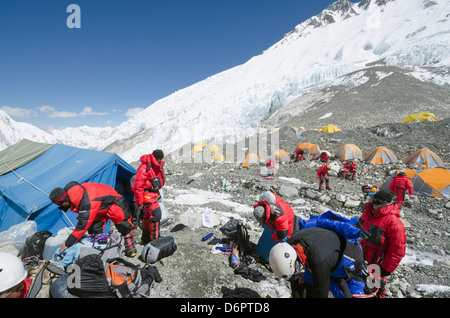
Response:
[2,0,450,162]
[0,110,58,150]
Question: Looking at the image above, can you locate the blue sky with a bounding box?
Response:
[0,0,338,130]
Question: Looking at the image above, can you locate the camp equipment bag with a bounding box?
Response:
[141,236,177,264]
[21,231,52,260]
[78,232,124,262]
[105,257,162,298]
[67,254,113,298]
[220,217,255,256]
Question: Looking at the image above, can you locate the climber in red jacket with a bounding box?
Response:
[133,149,166,244]
[389,171,413,208]
[253,191,297,242]
[359,191,406,298]
[317,164,331,191]
[294,147,305,162]
[343,160,357,180]
[49,181,137,257]
[319,151,330,163]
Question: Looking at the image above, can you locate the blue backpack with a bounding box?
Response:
[299,211,366,280]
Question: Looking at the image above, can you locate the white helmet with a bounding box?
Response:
[269,243,299,280]
[0,252,28,293]
[259,191,276,205]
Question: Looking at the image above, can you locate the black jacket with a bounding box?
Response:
[288,227,342,298]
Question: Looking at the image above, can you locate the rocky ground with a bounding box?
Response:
[29,117,449,300]
[118,117,450,299]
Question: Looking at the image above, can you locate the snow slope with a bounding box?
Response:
[3,0,450,163]
[0,110,57,150]
[103,0,450,163]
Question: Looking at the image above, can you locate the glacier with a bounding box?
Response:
[4,0,450,163]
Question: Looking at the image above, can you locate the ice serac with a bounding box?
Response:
[105,0,449,163]
[3,0,448,162]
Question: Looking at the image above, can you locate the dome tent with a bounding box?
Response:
[319,124,342,133]
[335,144,363,161]
[299,143,321,156]
[379,168,450,199]
[241,153,259,168]
[404,148,445,168]
[401,113,439,123]
[271,149,290,163]
[364,146,398,165]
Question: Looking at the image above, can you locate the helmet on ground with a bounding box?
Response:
[253,206,265,222]
[0,252,28,293]
[269,243,299,280]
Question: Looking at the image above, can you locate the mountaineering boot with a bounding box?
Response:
[326,182,331,190]
[149,221,160,241]
[124,232,137,258]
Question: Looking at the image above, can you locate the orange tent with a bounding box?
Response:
[242,153,259,168]
[404,148,445,168]
[364,146,398,164]
[271,149,290,163]
[379,168,450,199]
[335,144,363,161]
[299,143,321,156]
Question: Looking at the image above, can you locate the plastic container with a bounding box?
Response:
[42,228,72,260]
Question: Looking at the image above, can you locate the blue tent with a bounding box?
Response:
[0,140,136,234]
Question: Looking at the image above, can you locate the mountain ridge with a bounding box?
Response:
[1,0,449,163]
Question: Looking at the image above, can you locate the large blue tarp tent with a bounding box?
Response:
[0,139,136,235]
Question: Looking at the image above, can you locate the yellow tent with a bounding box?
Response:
[404,148,445,168]
[401,113,439,123]
[271,149,290,163]
[191,142,206,153]
[335,144,363,161]
[208,144,220,153]
[319,124,342,133]
[364,146,398,165]
[211,152,226,162]
[242,153,260,168]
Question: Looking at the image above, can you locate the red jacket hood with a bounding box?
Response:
[140,153,165,169]
[366,202,400,219]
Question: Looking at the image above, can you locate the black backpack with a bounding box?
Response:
[67,254,113,298]
[220,217,255,256]
[20,231,52,260]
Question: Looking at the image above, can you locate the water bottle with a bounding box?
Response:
[42,228,72,260]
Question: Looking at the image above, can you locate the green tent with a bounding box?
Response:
[0,139,53,177]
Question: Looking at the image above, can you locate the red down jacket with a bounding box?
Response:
[133,153,166,206]
[359,202,406,274]
[389,175,413,195]
[64,181,132,247]
[317,164,330,179]
[253,193,296,241]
